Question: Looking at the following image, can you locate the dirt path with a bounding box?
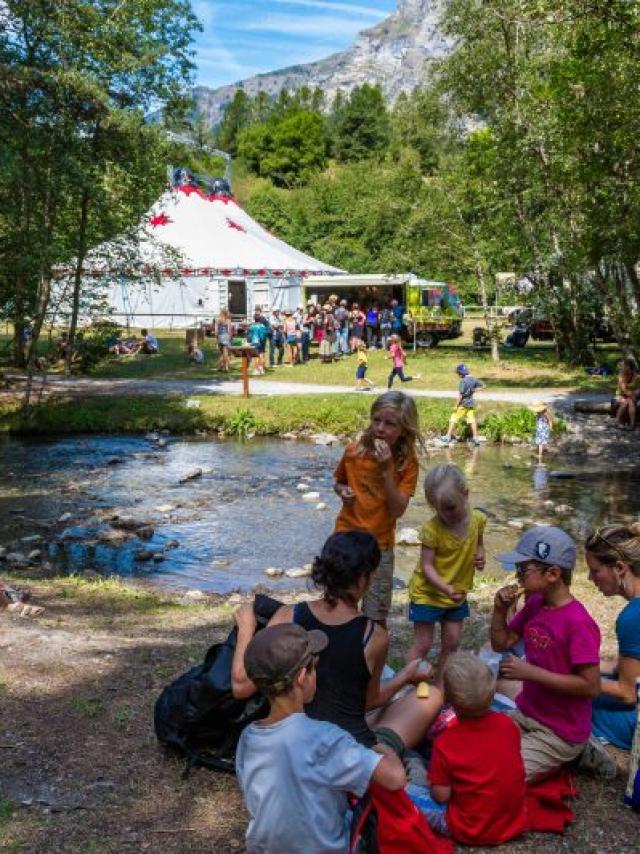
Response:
[4,372,608,409]
[1,576,637,854]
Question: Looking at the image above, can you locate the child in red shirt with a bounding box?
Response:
[426,652,528,844]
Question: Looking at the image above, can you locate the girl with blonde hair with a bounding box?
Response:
[407,464,486,678]
[333,391,422,624]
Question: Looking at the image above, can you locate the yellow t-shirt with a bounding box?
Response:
[408,509,487,608]
[357,351,368,367]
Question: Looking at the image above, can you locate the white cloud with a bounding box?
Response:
[193,0,216,30]
[240,13,373,38]
[196,44,246,79]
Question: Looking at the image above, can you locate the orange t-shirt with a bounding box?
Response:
[333,443,419,548]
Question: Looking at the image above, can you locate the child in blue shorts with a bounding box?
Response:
[406,464,486,680]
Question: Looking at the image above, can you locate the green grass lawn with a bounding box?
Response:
[1,321,618,394]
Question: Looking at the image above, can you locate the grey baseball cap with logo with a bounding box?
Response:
[244,623,328,694]
[497,526,577,570]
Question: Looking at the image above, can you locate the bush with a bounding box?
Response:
[480,407,565,442]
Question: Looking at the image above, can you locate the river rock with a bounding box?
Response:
[397,527,420,546]
[21,535,42,544]
[285,566,312,578]
[145,432,160,442]
[134,550,155,562]
[137,526,154,541]
[316,502,328,510]
[111,516,145,531]
[312,433,339,446]
[154,504,174,513]
[7,552,27,564]
[152,553,165,563]
[301,491,321,502]
[97,529,130,546]
[296,483,310,492]
[165,540,180,550]
[156,439,167,448]
[57,512,73,523]
[181,590,206,602]
[0,547,6,559]
[27,550,41,561]
[264,567,284,578]
[281,432,298,440]
[106,456,125,466]
[179,468,202,484]
[543,500,555,509]
[212,559,231,567]
[555,504,572,513]
[507,519,525,530]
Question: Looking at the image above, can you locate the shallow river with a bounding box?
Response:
[1,435,638,593]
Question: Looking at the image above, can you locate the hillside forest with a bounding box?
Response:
[3,1,640,367]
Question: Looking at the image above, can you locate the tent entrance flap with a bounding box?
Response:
[228,280,247,317]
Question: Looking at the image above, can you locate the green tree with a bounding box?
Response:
[215,88,252,156]
[333,85,391,163]
[0,0,199,373]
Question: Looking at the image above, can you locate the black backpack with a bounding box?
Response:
[154,594,281,777]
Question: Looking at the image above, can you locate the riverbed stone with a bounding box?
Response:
[137,526,154,541]
[264,567,284,578]
[312,433,339,446]
[21,535,42,545]
[301,491,321,502]
[7,552,28,564]
[179,468,202,484]
[397,527,421,546]
[57,512,73,523]
[27,550,41,561]
[0,547,6,559]
[296,483,310,492]
[285,566,312,578]
[97,529,130,546]
[507,519,525,530]
[154,504,174,513]
[106,457,125,466]
[164,540,179,550]
[316,502,328,510]
[134,550,155,562]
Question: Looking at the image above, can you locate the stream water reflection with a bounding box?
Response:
[0,435,638,593]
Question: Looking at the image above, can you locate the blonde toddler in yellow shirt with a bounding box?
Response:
[406,464,486,679]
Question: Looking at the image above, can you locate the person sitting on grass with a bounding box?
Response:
[413,652,527,845]
[492,526,611,782]
[235,623,406,854]
[187,342,204,364]
[438,363,483,447]
[138,328,159,354]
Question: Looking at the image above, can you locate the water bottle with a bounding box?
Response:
[623,678,640,811]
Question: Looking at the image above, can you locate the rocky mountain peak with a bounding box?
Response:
[195,0,450,129]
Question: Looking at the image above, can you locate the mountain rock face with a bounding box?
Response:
[196,0,450,128]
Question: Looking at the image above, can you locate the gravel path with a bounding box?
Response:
[5,373,609,409]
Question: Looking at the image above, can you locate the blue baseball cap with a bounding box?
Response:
[497,526,577,571]
[456,363,469,376]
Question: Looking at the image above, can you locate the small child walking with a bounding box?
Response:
[531,402,552,462]
[387,334,420,389]
[439,363,484,446]
[355,342,374,391]
[407,464,486,677]
[334,390,421,624]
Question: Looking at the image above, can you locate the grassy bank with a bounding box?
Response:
[0,394,552,441]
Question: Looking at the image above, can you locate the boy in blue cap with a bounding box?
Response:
[439,364,484,446]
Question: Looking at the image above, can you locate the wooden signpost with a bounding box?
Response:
[229,344,259,398]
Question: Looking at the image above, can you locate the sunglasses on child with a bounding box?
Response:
[515,560,549,578]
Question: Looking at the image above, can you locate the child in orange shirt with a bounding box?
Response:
[333,390,421,624]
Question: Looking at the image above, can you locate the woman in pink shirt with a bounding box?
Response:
[387,334,421,389]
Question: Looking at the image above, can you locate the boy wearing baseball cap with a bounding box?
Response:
[236,624,406,854]
[438,363,484,447]
[491,526,601,781]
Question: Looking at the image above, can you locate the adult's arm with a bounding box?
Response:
[600,655,640,705]
[230,603,293,699]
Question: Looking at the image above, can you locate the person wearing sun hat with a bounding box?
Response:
[489,526,612,781]
[530,401,552,462]
[235,623,406,854]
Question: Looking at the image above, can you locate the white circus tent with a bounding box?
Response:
[54,176,343,329]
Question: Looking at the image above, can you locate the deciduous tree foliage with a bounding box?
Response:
[0,0,199,368]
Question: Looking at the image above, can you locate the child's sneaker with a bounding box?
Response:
[576,735,617,780]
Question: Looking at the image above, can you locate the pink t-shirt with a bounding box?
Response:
[389,342,404,368]
[508,593,600,743]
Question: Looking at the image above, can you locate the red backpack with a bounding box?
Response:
[350,782,453,854]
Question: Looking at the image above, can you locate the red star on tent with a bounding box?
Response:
[226,218,246,233]
[150,214,173,227]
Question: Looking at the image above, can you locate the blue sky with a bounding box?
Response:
[192,0,397,90]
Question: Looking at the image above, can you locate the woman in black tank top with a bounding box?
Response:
[232,531,443,751]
